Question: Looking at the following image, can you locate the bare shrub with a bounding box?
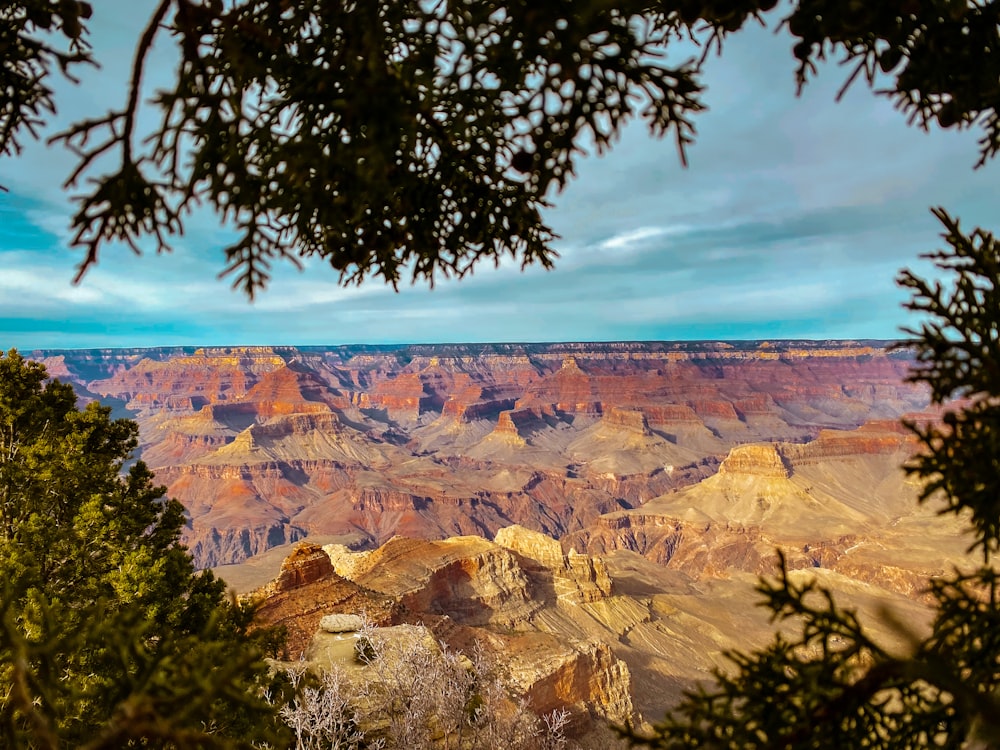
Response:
[274,620,576,749]
[275,665,374,750]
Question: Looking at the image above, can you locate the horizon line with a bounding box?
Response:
[21,337,911,354]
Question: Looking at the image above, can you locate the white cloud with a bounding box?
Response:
[0,268,104,305]
[598,226,681,252]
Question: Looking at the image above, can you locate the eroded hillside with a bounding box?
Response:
[34,341,929,568]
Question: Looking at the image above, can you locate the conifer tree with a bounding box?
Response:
[0,349,284,748]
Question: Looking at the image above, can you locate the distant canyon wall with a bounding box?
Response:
[32,341,929,568]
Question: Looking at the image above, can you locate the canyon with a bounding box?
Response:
[34,341,930,568]
[30,340,970,741]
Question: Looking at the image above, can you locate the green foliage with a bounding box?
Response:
[0,349,284,748]
[3,1,1000,294]
[899,209,1000,560]
[627,215,1000,748]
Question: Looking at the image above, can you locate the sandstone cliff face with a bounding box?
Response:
[326,536,541,628]
[783,421,914,462]
[718,444,790,478]
[491,409,529,445]
[187,521,308,569]
[241,364,348,415]
[564,419,972,599]
[89,348,286,411]
[270,542,335,592]
[495,524,613,605]
[517,641,635,728]
[250,542,396,656]
[601,407,652,435]
[496,524,567,568]
[563,514,689,566]
[242,517,954,729]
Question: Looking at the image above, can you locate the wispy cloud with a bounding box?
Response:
[598,226,682,252]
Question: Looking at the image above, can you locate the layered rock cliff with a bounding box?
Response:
[563,421,970,596]
[247,521,946,738]
[251,531,639,742]
[32,341,929,567]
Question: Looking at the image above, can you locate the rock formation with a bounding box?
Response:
[495,525,613,605]
[36,340,977,733]
[32,341,929,567]
[251,530,639,743]
[251,542,397,657]
[248,523,947,739]
[270,542,335,591]
[717,444,790,478]
[563,422,970,597]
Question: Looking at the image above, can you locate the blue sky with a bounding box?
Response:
[1,6,997,349]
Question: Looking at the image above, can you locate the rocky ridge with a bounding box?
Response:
[250,521,945,742]
[563,421,969,595]
[251,528,641,743]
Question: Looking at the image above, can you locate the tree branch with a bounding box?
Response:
[123,0,173,164]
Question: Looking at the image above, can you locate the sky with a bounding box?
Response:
[2,6,998,350]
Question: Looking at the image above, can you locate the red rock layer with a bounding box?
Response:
[32,342,928,567]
